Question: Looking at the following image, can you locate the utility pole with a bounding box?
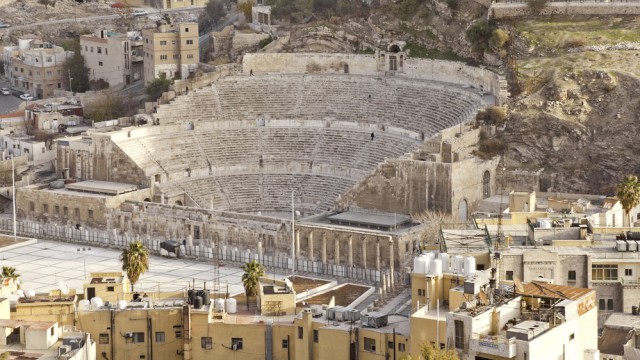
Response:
[11,154,16,243]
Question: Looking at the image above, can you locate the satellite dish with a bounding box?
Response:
[58,281,69,295]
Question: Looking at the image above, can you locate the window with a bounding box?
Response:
[63,207,68,216]
[388,341,393,349]
[41,147,45,153]
[84,46,88,51]
[105,48,108,55]
[54,205,59,215]
[99,333,109,344]
[132,332,144,343]
[625,269,633,277]
[74,208,80,218]
[88,210,94,220]
[298,326,303,339]
[29,202,34,212]
[398,343,405,352]
[46,71,52,77]
[46,56,52,62]
[90,46,93,52]
[364,337,376,352]
[454,320,464,350]
[231,338,243,350]
[43,204,49,213]
[58,83,61,89]
[417,289,423,296]
[282,339,288,348]
[592,264,618,281]
[599,299,605,310]
[173,54,180,59]
[569,333,575,341]
[171,40,176,45]
[201,337,212,349]
[155,332,165,343]
[607,299,614,311]
[99,61,103,66]
[187,54,194,59]
[160,40,167,45]
[313,329,318,343]
[568,270,576,281]
[185,27,189,32]
[506,271,514,281]
[107,286,114,292]
[186,40,193,45]
[160,55,167,60]
[97,47,102,54]
[175,331,182,339]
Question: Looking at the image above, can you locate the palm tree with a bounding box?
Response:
[119,240,149,292]
[241,260,265,309]
[617,175,640,227]
[1,266,20,289]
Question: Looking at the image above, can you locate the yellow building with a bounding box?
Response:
[142,23,199,84]
[84,272,130,303]
[257,278,296,316]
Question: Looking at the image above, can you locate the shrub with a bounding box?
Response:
[563,37,586,49]
[466,20,497,54]
[490,29,510,50]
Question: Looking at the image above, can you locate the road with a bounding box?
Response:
[199,14,239,48]
[0,80,23,115]
[0,6,205,31]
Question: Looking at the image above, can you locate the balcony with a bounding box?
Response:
[470,333,517,359]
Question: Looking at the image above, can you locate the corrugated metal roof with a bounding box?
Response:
[516,282,592,300]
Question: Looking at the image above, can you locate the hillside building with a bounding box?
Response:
[142,23,198,84]
[80,30,143,88]
[2,35,72,99]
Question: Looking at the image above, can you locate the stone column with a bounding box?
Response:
[308,231,314,261]
[348,235,353,268]
[295,230,301,257]
[362,236,367,269]
[376,238,381,271]
[335,237,340,265]
[322,232,327,266]
[389,236,395,289]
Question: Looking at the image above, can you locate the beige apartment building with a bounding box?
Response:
[80,30,143,88]
[3,35,72,99]
[142,23,199,84]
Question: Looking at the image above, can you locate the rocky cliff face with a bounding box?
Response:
[503,69,640,194]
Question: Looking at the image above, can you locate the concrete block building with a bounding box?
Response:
[3,35,72,99]
[80,30,144,88]
[142,23,199,84]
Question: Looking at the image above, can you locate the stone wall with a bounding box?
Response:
[16,185,152,229]
[451,156,499,217]
[490,2,640,19]
[242,53,508,104]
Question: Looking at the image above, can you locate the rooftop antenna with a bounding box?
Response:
[291,190,295,275]
[490,168,506,305]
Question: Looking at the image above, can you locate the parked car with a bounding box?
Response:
[0,23,10,29]
[19,93,34,101]
[0,88,9,96]
[132,8,148,16]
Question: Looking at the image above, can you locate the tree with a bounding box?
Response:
[402,342,459,360]
[144,74,172,102]
[2,266,20,289]
[62,40,90,93]
[241,260,265,309]
[120,240,150,292]
[199,0,229,33]
[413,211,461,251]
[617,175,640,227]
[86,91,128,122]
[238,1,253,22]
[38,0,56,8]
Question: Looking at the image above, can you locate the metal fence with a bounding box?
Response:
[0,219,380,283]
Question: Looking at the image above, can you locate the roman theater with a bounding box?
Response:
[15,48,506,284]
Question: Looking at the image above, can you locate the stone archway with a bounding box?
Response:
[175,200,183,206]
[458,199,468,221]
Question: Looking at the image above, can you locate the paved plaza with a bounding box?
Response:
[0,240,287,295]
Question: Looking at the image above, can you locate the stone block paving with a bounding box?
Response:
[0,240,287,295]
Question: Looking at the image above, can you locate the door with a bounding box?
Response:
[87,287,96,300]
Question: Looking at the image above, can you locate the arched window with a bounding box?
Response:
[175,200,183,206]
[482,171,491,199]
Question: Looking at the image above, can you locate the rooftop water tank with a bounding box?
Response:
[225,298,237,314]
[78,299,91,312]
[628,240,638,252]
[616,240,627,252]
[464,256,477,275]
[193,296,203,310]
[214,298,225,312]
[440,253,449,273]
[431,259,443,276]
[117,300,127,310]
[452,255,464,274]
[90,297,103,310]
[413,256,426,274]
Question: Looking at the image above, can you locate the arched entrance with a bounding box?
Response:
[482,171,491,199]
[175,200,183,206]
[458,199,468,221]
